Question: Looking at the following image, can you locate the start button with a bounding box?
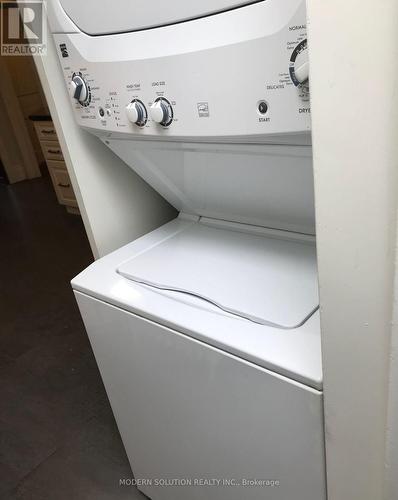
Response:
[258,101,268,115]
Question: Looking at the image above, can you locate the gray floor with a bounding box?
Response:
[0,177,146,499]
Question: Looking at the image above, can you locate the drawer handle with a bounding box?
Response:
[48,149,61,154]
[42,129,55,134]
[58,182,70,188]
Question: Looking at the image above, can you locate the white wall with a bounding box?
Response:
[385,232,398,499]
[307,1,398,499]
[35,25,176,259]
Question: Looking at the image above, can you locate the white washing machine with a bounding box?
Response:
[47,0,325,498]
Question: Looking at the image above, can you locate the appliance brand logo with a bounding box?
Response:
[197,102,210,118]
[1,1,47,55]
[59,43,68,58]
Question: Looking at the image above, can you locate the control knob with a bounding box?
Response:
[150,97,173,126]
[293,46,309,84]
[70,74,90,106]
[290,39,309,87]
[126,99,147,127]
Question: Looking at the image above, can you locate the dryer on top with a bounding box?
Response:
[49,0,310,142]
[57,0,259,35]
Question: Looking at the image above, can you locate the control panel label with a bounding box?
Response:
[197,102,209,118]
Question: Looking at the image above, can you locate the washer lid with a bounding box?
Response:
[59,0,257,35]
[117,220,319,329]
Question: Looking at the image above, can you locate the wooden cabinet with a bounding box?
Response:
[47,160,78,208]
[41,140,64,161]
[34,121,58,141]
[32,118,79,215]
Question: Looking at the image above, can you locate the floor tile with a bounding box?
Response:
[0,178,139,498]
[9,409,146,500]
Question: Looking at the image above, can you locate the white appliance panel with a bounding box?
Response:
[52,0,310,141]
[71,216,323,390]
[104,141,315,233]
[75,291,326,500]
[117,220,318,328]
[58,0,258,35]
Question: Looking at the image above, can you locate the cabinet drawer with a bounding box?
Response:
[41,140,64,161]
[34,121,57,141]
[47,160,78,208]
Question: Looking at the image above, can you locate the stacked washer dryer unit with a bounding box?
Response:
[47,0,325,499]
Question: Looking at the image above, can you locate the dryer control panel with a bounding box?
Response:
[54,0,310,141]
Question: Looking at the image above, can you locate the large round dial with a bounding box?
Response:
[126,99,147,127]
[289,39,309,87]
[70,74,90,106]
[150,97,173,126]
